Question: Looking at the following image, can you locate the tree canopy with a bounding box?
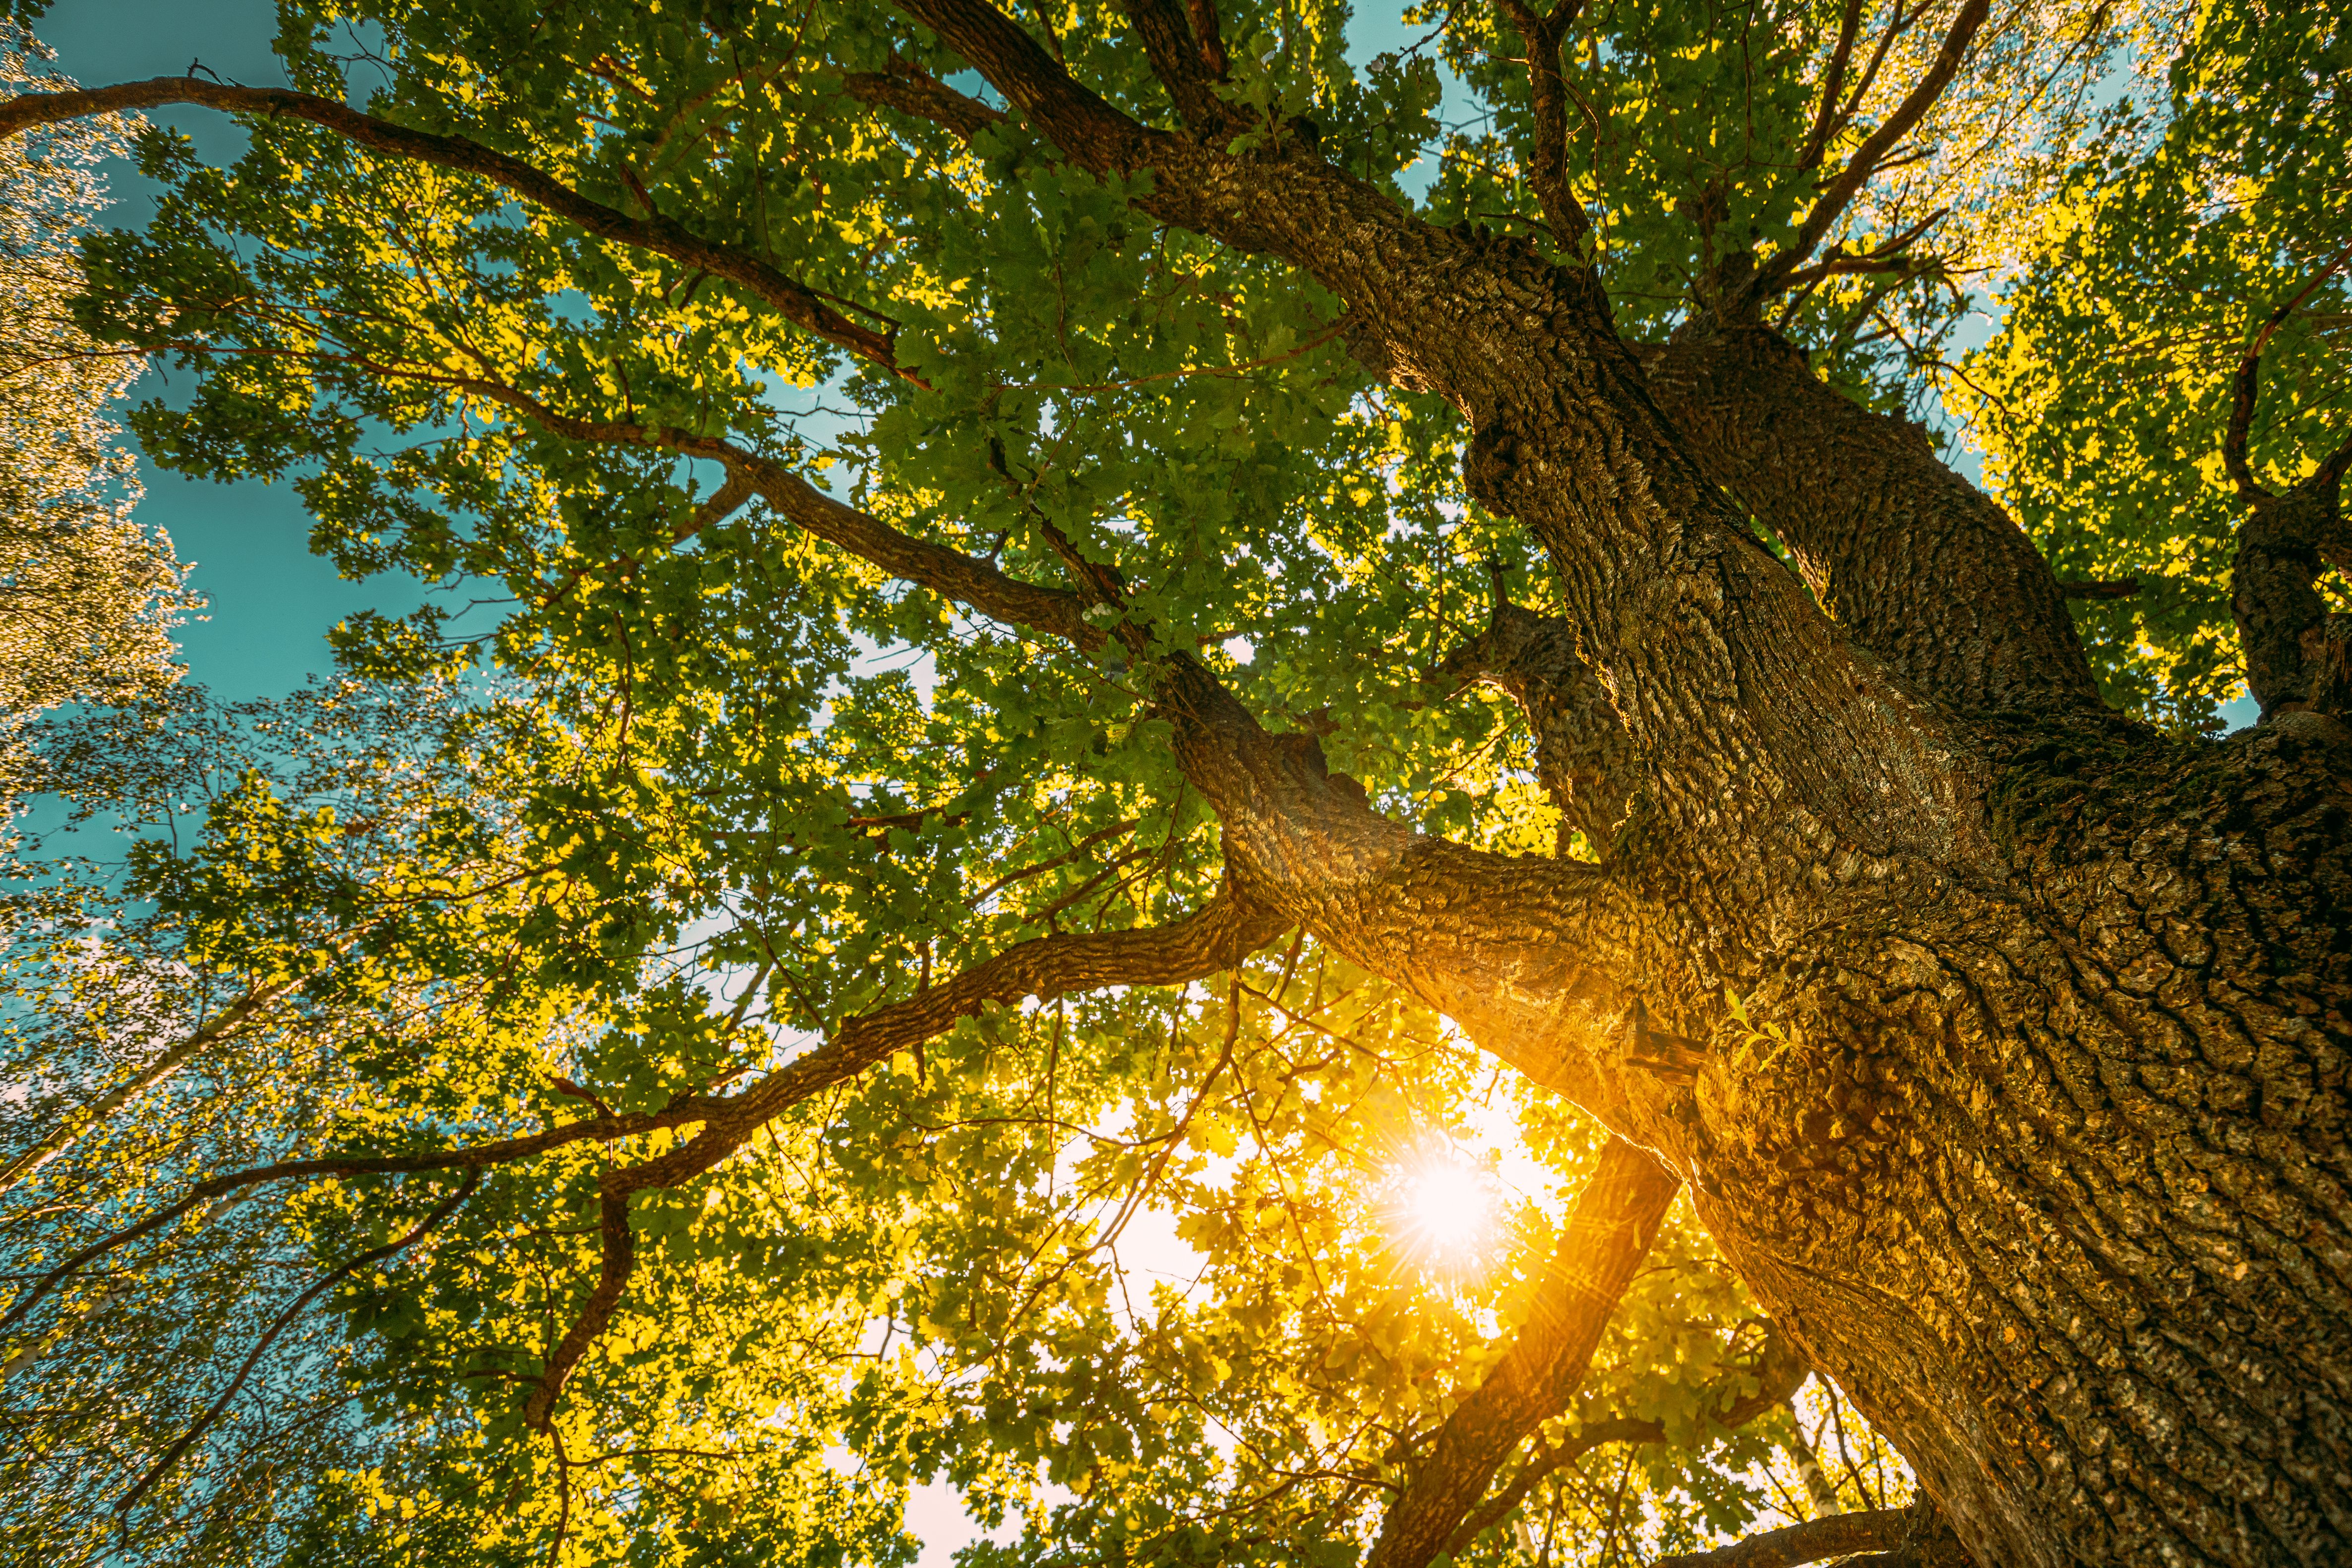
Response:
[0,38,188,784]
[1,1,2346,1566]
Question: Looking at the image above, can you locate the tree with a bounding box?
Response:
[0,0,2344,1565]
[0,29,189,784]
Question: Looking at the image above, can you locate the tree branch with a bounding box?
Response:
[507,881,1289,1425]
[1437,570,1635,849]
[1794,0,1868,173]
[1739,0,1990,314]
[1494,0,1592,241]
[842,60,1008,141]
[2230,482,2352,719]
[1144,653,1643,1115]
[1183,0,1232,77]
[114,1169,481,1515]
[2224,244,2352,718]
[725,453,1108,650]
[1365,1138,1680,1568]
[2223,238,2352,503]
[1639,323,2102,713]
[1653,1496,1969,1568]
[0,77,905,376]
[892,0,1166,180]
[0,972,303,1197]
[523,1189,634,1430]
[1120,0,1232,134]
[1653,1507,1912,1568]
[1444,1330,1811,1555]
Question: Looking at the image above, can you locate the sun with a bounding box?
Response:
[1385,1151,1504,1276]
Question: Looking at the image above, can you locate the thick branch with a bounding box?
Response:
[842,61,1008,141]
[0,78,903,374]
[1655,1497,1970,1568]
[727,454,1107,650]
[1183,0,1232,77]
[1365,1138,1680,1568]
[523,1190,635,1430]
[893,0,1166,181]
[2224,251,2352,719]
[1641,323,2101,713]
[2224,239,2352,504]
[1438,576,1636,848]
[2230,483,2352,719]
[1654,1508,1913,1568]
[1147,654,1642,1111]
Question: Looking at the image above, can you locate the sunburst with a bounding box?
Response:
[1382,1148,1505,1279]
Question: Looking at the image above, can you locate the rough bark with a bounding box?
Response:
[2221,258,2352,722]
[2231,482,2352,720]
[1674,716,2352,1568]
[1118,0,1232,134]
[1657,1498,1971,1568]
[1438,584,1638,852]
[1657,1508,1909,1568]
[1641,322,2102,715]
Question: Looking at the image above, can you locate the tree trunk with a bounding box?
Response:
[1671,714,2352,1567]
[1638,321,2104,715]
[1058,141,2352,1566]
[1132,222,2352,1560]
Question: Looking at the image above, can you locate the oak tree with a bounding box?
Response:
[1,1,2346,1566]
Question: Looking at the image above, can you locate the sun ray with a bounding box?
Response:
[1383,1146,1504,1280]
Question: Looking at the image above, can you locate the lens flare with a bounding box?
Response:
[1384,1150,1503,1277]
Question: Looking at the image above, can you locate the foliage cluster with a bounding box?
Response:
[0,31,191,784]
